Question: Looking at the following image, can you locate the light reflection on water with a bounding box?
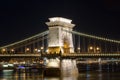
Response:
[1,65,120,80]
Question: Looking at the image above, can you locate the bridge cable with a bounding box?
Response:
[0,30,49,49]
[64,30,120,44]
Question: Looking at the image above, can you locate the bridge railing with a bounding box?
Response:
[0,53,41,57]
[61,53,120,58]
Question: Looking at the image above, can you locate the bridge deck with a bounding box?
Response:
[0,53,40,57]
[0,53,120,58]
[61,53,120,58]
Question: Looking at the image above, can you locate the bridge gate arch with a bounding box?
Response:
[46,17,75,54]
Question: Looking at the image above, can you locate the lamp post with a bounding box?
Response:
[2,48,6,54]
[88,46,94,53]
[41,47,44,54]
[26,48,30,53]
[11,49,15,53]
[77,47,80,53]
[33,48,38,53]
[96,47,101,53]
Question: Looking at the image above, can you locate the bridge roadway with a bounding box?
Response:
[61,53,120,58]
[0,53,120,58]
[0,53,40,58]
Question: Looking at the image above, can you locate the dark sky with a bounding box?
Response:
[0,0,120,46]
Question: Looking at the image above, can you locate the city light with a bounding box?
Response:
[89,46,93,50]
[0,17,119,80]
[46,49,49,53]
[2,49,6,52]
[77,47,80,50]
[34,48,38,52]
[96,47,100,50]
[37,49,41,52]
[41,47,44,50]
[11,49,14,52]
[26,48,30,51]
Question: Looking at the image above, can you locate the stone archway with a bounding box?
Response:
[63,37,70,54]
[46,17,75,54]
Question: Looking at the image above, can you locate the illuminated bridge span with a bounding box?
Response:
[61,53,120,58]
[0,54,40,57]
[0,53,120,58]
[0,17,120,59]
[0,17,120,73]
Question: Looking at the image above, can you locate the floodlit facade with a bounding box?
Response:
[46,17,75,54]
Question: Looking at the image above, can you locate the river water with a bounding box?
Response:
[0,63,120,80]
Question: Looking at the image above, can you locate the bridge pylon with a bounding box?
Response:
[46,17,75,54]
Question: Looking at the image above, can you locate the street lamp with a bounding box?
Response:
[26,48,30,53]
[34,48,38,53]
[11,49,15,53]
[37,49,41,52]
[34,48,38,52]
[2,48,6,53]
[89,46,93,50]
[41,47,44,54]
[2,49,6,52]
[96,47,101,53]
[96,47,100,50]
[26,48,30,51]
[41,47,44,50]
[77,47,80,53]
[88,46,94,53]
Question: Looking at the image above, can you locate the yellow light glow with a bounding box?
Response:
[26,48,30,51]
[48,47,60,54]
[2,49,6,52]
[37,49,40,52]
[41,47,44,50]
[89,46,93,50]
[47,61,59,68]
[34,48,38,51]
[77,47,80,50]
[11,49,14,52]
[46,49,49,53]
[96,47,100,50]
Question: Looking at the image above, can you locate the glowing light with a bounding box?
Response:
[2,49,6,52]
[8,64,14,67]
[18,66,25,69]
[34,48,38,52]
[46,49,49,53]
[96,47,100,50]
[41,47,44,50]
[89,46,93,50]
[26,48,30,51]
[3,64,8,67]
[47,59,60,68]
[77,47,80,50]
[11,49,14,52]
[37,49,40,52]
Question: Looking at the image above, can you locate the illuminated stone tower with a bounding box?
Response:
[46,17,75,54]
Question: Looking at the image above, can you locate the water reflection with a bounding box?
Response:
[1,70,120,80]
[1,63,120,80]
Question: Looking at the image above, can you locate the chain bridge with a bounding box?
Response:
[0,17,120,70]
[0,17,119,57]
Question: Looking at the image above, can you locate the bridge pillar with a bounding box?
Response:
[61,59,78,75]
[46,17,75,54]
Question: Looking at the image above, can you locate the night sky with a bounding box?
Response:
[0,0,120,46]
